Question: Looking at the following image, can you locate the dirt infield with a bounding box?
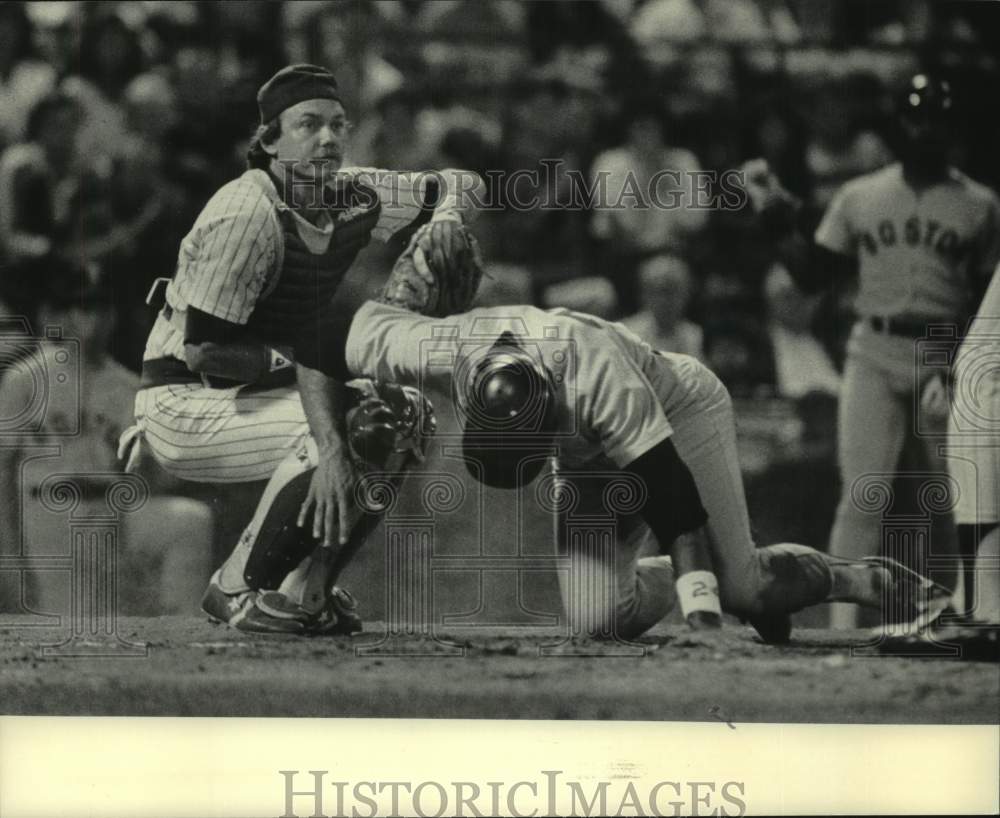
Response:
[1,616,995,723]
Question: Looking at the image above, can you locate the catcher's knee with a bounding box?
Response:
[243,468,318,590]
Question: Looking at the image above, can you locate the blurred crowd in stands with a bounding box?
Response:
[1,0,999,608]
[3,0,999,380]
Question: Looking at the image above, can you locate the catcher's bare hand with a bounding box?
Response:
[379,219,484,317]
[297,445,360,547]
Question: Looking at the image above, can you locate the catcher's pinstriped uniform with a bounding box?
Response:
[126,166,459,582]
[817,165,1000,588]
[344,301,845,636]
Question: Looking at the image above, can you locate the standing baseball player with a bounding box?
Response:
[119,64,482,633]
[745,74,1000,629]
[257,238,949,643]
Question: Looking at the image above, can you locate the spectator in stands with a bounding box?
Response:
[365,87,434,170]
[0,258,211,615]
[498,68,598,295]
[804,75,893,211]
[630,0,706,70]
[542,276,618,319]
[61,11,145,163]
[622,255,704,359]
[703,314,775,399]
[0,93,83,266]
[107,73,187,370]
[590,96,708,313]
[763,262,840,399]
[0,90,167,329]
[0,1,56,151]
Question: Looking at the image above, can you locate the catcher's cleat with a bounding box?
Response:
[863,556,952,631]
[256,586,363,636]
[747,612,793,645]
[305,587,363,636]
[200,575,305,635]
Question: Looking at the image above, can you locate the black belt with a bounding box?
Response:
[868,316,954,338]
[140,357,203,388]
[140,357,295,391]
[30,477,122,501]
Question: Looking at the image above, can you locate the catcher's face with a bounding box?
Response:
[267,99,349,187]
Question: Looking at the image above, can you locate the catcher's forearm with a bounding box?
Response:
[429,168,485,225]
[296,364,350,455]
[184,341,294,383]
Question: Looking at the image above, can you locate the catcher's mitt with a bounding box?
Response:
[378,219,484,317]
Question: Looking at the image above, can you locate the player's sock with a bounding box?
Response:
[217,535,253,594]
[756,543,834,610]
[277,546,335,613]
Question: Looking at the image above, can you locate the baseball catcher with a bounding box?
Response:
[120,63,484,635]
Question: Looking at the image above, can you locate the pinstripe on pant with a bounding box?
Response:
[133,383,315,483]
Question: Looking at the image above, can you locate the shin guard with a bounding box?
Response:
[243,468,319,590]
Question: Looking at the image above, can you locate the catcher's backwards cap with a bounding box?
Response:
[258,64,340,123]
[459,332,558,489]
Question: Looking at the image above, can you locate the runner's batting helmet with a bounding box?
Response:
[899,73,953,123]
[898,73,953,163]
[459,332,557,489]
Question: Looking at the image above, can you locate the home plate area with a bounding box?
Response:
[0,611,996,723]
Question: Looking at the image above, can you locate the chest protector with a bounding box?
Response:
[246,172,382,347]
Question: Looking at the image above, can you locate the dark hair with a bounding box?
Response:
[246,117,281,169]
[76,14,144,96]
[26,92,78,142]
[0,2,36,66]
[621,95,669,134]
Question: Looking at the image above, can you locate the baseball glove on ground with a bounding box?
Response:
[378,219,484,317]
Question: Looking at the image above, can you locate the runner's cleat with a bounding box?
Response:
[862,556,952,633]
